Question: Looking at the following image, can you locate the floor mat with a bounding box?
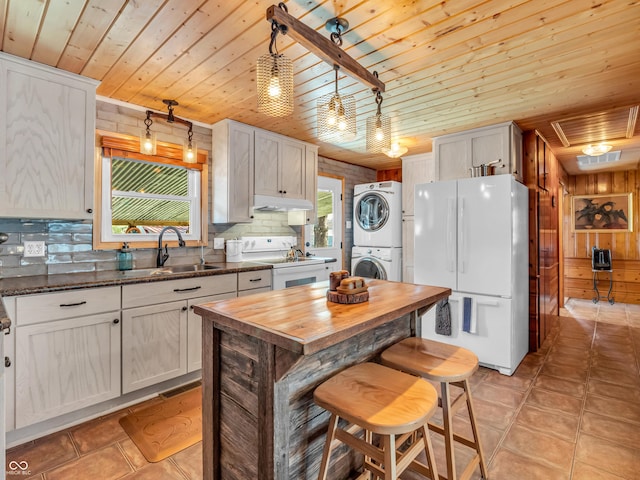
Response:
[119,386,202,462]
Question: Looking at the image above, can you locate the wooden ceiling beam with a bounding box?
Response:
[266,4,385,92]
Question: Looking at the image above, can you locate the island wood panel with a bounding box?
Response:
[563,168,640,304]
[206,314,413,480]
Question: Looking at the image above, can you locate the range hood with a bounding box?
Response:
[253,194,313,212]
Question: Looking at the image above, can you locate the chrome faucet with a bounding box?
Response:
[156,226,186,267]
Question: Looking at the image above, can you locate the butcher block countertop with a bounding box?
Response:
[194,279,451,355]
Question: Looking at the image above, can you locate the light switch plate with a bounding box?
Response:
[213,238,225,249]
[24,241,46,257]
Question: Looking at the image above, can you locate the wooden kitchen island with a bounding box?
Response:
[194,279,450,480]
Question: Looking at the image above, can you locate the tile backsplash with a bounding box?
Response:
[0,212,300,278]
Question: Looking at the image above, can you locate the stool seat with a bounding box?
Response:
[381,338,488,480]
[381,337,479,382]
[315,362,438,435]
[314,362,439,480]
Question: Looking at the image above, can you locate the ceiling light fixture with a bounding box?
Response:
[383,141,408,158]
[317,64,356,143]
[257,3,293,117]
[366,83,390,153]
[582,143,612,156]
[139,100,197,163]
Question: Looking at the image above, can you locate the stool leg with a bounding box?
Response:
[441,381,457,480]
[464,380,488,479]
[420,424,439,480]
[318,413,339,480]
[383,434,397,480]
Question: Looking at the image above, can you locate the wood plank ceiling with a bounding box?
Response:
[1,0,639,173]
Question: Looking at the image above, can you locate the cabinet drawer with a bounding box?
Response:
[238,286,271,297]
[16,286,120,325]
[122,274,236,309]
[238,270,272,291]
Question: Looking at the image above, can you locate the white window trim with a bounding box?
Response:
[100,156,202,244]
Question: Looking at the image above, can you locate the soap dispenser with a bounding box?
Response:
[118,242,133,271]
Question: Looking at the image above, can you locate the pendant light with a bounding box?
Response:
[383,141,408,158]
[317,65,356,143]
[139,100,196,163]
[257,4,293,117]
[366,85,390,153]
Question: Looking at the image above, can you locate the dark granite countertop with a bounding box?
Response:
[0,262,271,297]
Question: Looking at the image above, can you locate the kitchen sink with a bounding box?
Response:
[119,264,221,277]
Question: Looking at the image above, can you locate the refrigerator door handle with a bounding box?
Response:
[458,198,465,274]
[446,198,456,272]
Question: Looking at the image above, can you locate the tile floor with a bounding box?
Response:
[5,298,640,479]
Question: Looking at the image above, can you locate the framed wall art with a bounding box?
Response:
[571,193,633,232]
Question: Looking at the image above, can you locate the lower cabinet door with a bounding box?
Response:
[122,301,188,394]
[15,312,121,428]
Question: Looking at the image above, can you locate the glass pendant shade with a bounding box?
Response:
[317,92,356,143]
[383,141,408,158]
[139,129,157,155]
[366,113,391,153]
[183,138,197,163]
[257,53,294,117]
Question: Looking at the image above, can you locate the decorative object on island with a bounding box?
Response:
[317,65,356,143]
[327,274,369,303]
[571,193,633,232]
[256,3,294,117]
[139,99,196,163]
[366,85,391,154]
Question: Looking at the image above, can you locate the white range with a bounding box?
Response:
[240,236,334,290]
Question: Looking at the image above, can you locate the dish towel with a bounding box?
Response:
[462,297,473,333]
[435,298,451,336]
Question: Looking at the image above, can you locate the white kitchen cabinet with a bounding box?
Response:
[212,119,255,223]
[287,145,319,226]
[0,52,98,219]
[401,153,435,283]
[433,121,522,182]
[122,274,237,393]
[121,300,188,394]
[187,292,236,373]
[255,131,305,200]
[15,311,120,428]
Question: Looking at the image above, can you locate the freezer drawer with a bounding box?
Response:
[422,294,524,375]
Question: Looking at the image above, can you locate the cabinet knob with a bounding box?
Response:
[5,356,11,368]
[190,305,195,310]
[113,318,120,324]
[86,208,93,214]
[182,306,188,311]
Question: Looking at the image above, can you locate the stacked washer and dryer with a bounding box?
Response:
[351,181,402,281]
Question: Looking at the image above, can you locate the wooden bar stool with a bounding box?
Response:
[381,338,488,480]
[314,362,439,480]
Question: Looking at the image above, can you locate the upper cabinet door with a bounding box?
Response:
[280,139,305,199]
[0,53,97,219]
[254,131,281,197]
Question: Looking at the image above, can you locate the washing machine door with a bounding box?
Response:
[353,257,388,280]
[355,192,389,232]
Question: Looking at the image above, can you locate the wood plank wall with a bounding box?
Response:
[563,169,640,304]
[376,169,401,182]
[523,131,562,351]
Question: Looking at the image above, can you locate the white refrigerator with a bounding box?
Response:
[414,175,528,375]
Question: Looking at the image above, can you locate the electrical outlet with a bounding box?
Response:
[23,241,46,257]
[213,238,225,249]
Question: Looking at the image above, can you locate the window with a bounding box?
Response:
[94,136,208,249]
